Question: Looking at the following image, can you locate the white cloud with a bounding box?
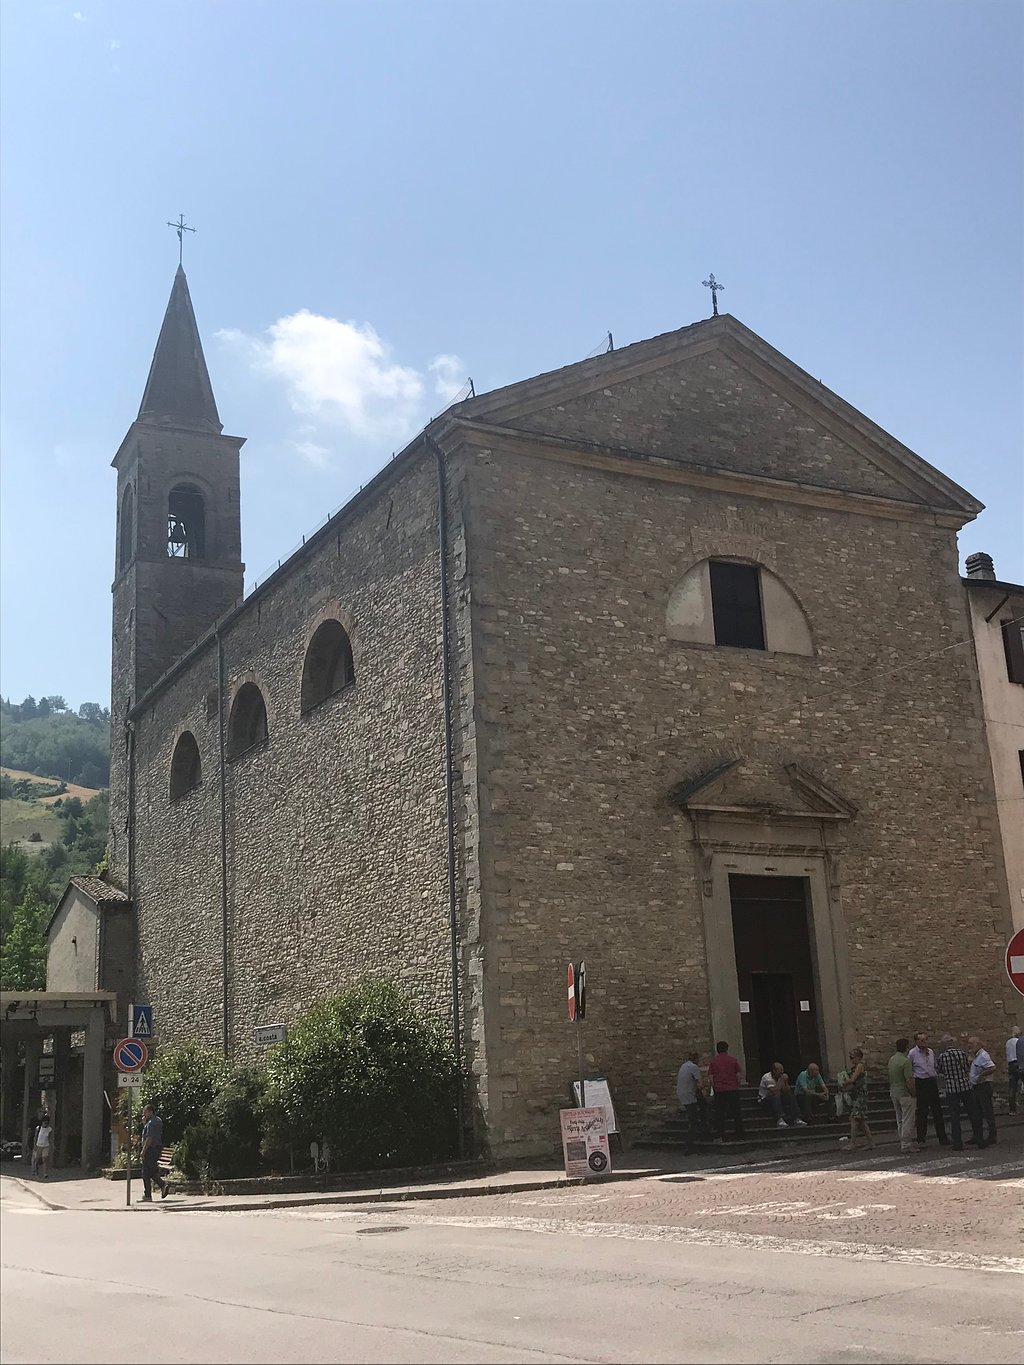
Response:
[218,312,465,464]
[429,353,467,402]
[109,38,120,49]
[72,10,87,20]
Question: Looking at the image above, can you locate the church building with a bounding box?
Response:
[82,266,1016,1156]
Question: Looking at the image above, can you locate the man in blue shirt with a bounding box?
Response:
[140,1105,169,1201]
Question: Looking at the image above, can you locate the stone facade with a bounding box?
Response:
[83,285,1017,1159]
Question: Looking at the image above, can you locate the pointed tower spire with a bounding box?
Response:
[137,266,223,434]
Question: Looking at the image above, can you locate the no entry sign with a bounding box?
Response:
[113,1037,149,1072]
[1007,927,1024,999]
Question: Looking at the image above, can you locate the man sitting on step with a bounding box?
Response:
[794,1062,830,1124]
[758,1063,807,1128]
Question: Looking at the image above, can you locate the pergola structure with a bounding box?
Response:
[1,992,115,1170]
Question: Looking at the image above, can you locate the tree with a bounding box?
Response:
[0,886,48,990]
[43,696,68,714]
[36,697,51,718]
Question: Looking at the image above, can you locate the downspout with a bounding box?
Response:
[217,631,230,1058]
[425,433,466,1157]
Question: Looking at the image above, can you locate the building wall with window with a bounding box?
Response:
[963,561,1024,931]
[92,282,1015,1159]
[448,327,1014,1153]
[125,450,468,1057]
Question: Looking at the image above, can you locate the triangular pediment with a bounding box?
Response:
[455,315,979,516]
[669,759,857,822]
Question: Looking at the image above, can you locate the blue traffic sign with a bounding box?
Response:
[129,1004,153,1038]
[113,1037,148,1073]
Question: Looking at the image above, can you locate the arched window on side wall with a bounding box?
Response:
[169,731,202,800]
[301,620,355,712]
[666,559,814,656]
[227,683,269,759]
[167,484,206,559]
[118,484,134,571]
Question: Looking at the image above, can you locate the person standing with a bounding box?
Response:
[968,1037,997,1148]
[887,1039,917,1153]
[840,1048,873,1150]
[676,1049,705,1153]
[936,1035,982,1151]
[707,1040,745,1141]
[908,1032,948,1147]
[139,1104,169,1201]
[1006,1028,1021,1115]
[31,1114,53,1179]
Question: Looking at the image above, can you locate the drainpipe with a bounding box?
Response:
[217,631,230,1058]
[425,433,466,1158]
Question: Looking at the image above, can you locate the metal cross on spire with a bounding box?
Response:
[702,272,724,316]
[166,214,196,266]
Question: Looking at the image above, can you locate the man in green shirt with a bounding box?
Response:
[794,1063,829,1124]
[888,1037,917,1153]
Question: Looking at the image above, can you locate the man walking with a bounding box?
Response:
[908,1031,948,1147]
[676,1049,705,1153]
[1006,1028,1021,1115]
[707,1040,745,1141]
[968,1037,997,1148]
[936,1035,981,1151]
[887,1039,917,1153]
[140,1104,169,1201]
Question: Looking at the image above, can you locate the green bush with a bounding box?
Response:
[130,1042,228,1142]
[175,1066,266,1182]
[263,980,460,1172]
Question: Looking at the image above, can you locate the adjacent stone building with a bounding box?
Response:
[60,266,1018,1156]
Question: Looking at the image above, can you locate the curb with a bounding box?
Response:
[4,1165,666,1215]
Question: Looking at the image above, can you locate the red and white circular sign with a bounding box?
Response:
[567,962,576,1022]
[1007,927,1024,999]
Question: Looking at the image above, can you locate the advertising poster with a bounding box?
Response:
[560,1106,612,1178]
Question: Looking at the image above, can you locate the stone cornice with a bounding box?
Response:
[438,417,973,530]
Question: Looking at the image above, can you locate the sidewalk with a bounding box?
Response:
[2,1153,671,1215]
[6,1112,1021,1215]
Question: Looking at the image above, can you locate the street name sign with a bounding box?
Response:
[254,1023,288,1047]
[113,1038,148,1072]
[117,1072,143,1088]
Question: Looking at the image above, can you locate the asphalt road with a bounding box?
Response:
[2,1139,1022,1364]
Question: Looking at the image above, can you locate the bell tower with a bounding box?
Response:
[108,266,245,885]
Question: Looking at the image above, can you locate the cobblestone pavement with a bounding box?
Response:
[259,1131,1024,1273]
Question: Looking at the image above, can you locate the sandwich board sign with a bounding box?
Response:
[572,1077,618,1134]
[559,1107,612,1179]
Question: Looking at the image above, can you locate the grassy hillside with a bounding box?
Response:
[0,798,63,846]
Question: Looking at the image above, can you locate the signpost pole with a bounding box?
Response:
[576,1021,586,1109]
[126,1087,132,1208]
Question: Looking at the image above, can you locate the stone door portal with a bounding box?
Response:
[730,874,823,1083]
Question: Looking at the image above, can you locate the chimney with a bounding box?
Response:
[965,552,996,581]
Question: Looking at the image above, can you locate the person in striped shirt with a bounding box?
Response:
[936,1036,982,1151]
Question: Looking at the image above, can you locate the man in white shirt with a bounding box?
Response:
[676,1050,705,1153]
[1006,1028,1021,1115]
[968,1036,997,1148]
[758,1062,805,1128]
[908,1032,948,1147]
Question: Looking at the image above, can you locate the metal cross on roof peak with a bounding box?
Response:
[166,214,196,267]
[702,272,724,316]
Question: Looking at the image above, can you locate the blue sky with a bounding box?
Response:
[1,0,1021,708]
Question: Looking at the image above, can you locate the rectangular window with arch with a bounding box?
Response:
[710,560,766,650]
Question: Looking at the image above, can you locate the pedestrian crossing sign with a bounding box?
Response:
[129,1004,153,1038]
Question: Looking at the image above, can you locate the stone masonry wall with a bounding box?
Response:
[128,451,468,1072]
[464,434,1011,1157]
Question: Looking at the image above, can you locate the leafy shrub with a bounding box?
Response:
[131,1042,228,1141]
[175,1066,266,1182]
[263,980,460,1172]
